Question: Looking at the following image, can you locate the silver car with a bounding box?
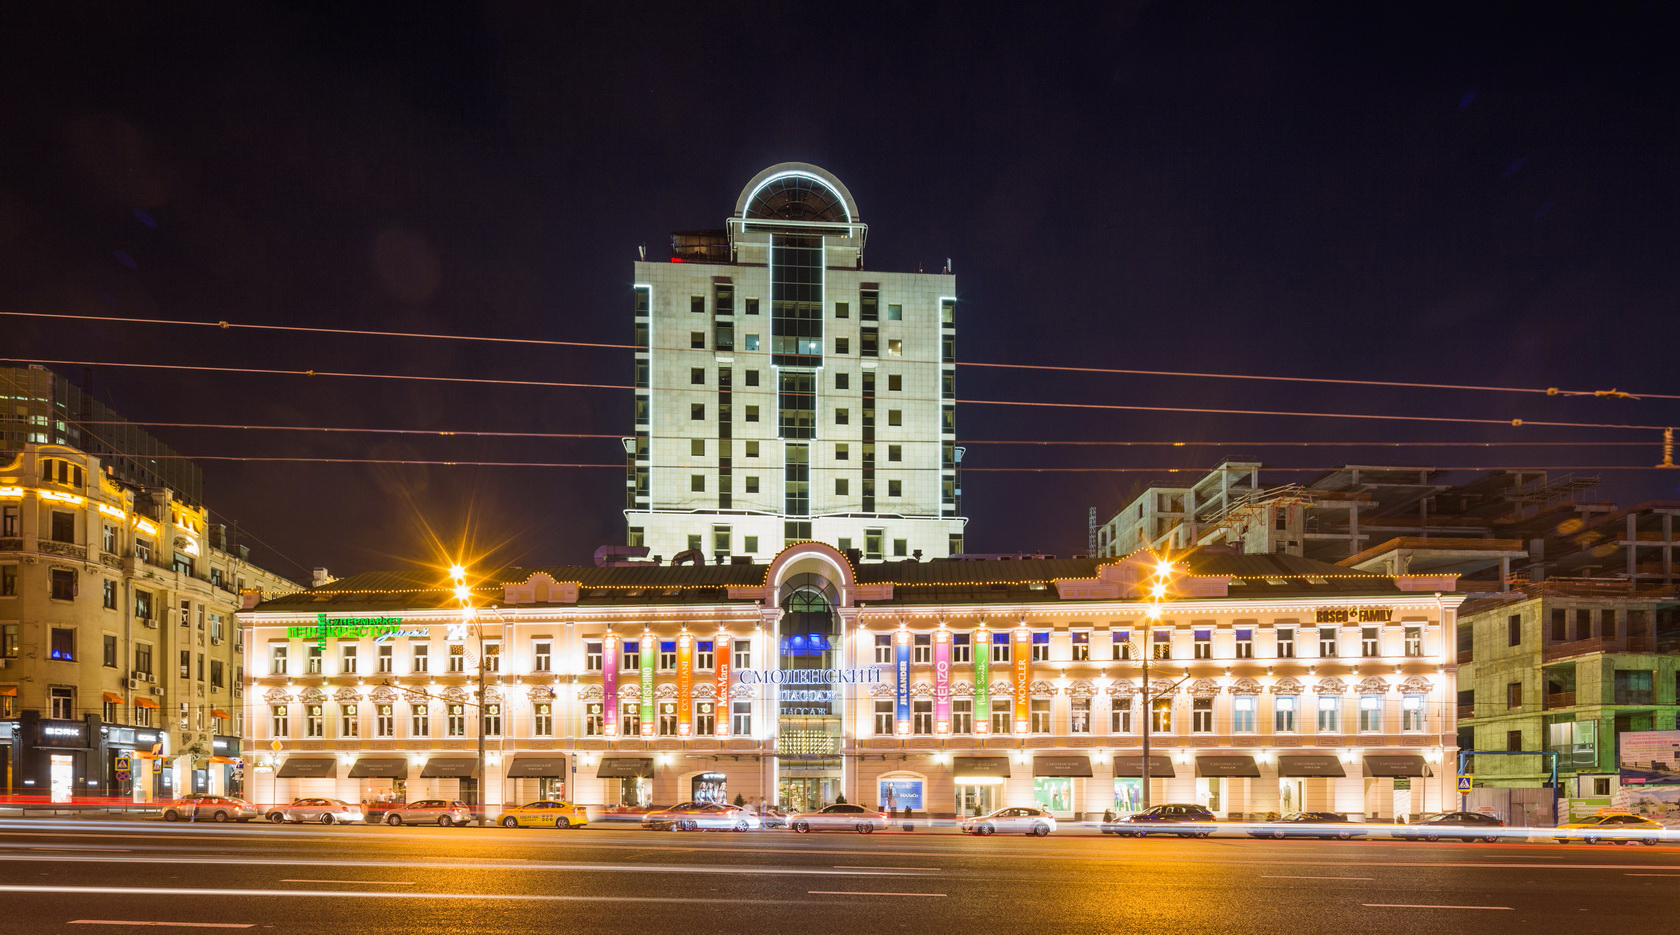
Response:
[642,802,761,831]
[788,803,890,834]
[377,799,471,827]
[266,797,365,825]
[162,795,259,823]
[962,806,1057,836]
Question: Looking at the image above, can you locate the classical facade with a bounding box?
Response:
[239,544,1460,820]
[623,163,966,563]
[0,442,296,802]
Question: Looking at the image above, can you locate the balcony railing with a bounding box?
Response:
[1542,636,1656,661]
[1457,703,1475,720]
[1543,691,1576,709]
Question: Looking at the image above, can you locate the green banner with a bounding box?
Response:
[640,636,656,734]
[973,630,991,726]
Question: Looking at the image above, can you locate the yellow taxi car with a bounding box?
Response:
[1554,812,1665,845]
[498,800,589,829]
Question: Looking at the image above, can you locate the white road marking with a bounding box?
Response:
[1625,873,1680,877]
[808,891,947,897]
[1262,875,1372,880]
[1362,904,1513,911]
[70,922,253,929]
[5,885,779,904]
[278,872,413,879]
[832,865,939,871]
[0,853,921,877]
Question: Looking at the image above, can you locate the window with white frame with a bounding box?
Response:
[306,644,322,674]
[340,704,359,737]
[1193,629,1212,659]
[483,642,501,673]
[659,642,677,671]
[341,644,358,675]
[990,708,1011,734]
[623,642,640,670]
[1359,694,1383,732]
[412,643,429,673]
[448,644,465,672]
[1111,696,1132,733]
[913,634,932,664]
[584,702,603,736]
[1318,629,1338,658]
[582,641,599,671]
[991,633,1011,663]
[1232,695,1256,732]
[1274,695,1298,732]
[484,704,502,736]
[1361,627,1380,657]
[952,698,973,734]
[697,640,715,669]
[447,703,467,736]
[377,643,393,673]
[620,701,640,735]
[1071,631,1089,661]
[1150,698,1172,733]
[534,702,553,736]
[271,704,290,737]
[1404,626,1423,657]
[1191,697,1214,732]
[305,704,323,737]
[1152,630,1172,660]
[733,639,751,669]
[1030,697,1051,733]
[534,641,552,672]
[410,702,430,736]
[1316,695,1341,732]
[874,700,894,734]
[1401,693,1426,731]
[913,699,934,734]
[1070,696,1091,733]
[1235,627,1254,658]
[375,704,393,736]
[952,633,971,663]
[271,643,288,675]
[657,701,678,735]
[730,701,751,735]
[1112,631,1133,661]
[873,634,893,664]
[1276,627,1295,658]
[1031,632,1050,662]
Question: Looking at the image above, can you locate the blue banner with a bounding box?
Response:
[895,635,912,727]
[879,779,924,811]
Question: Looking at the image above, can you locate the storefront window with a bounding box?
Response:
[1113,778,1143,813]
[880,778,924,811]
[1033,777,1072,813]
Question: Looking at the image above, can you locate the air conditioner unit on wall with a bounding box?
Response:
[151,686,165,697]
[127,677,140,689]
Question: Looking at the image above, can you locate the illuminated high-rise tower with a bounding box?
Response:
[624,163,965,563]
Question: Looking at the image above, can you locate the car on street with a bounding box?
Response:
[266,798,365,825]
[1245,812,1365,840]
[499,800,590,829]
[961,806,1057,836]
[1391,811,1506,842]
[1103,803,1217,837]
[786,803,890,834]
[643,802,761,831]
[162,795,259,823]
[757,806,790,830]
[1554,813,1665,845]
[374,799,472,826]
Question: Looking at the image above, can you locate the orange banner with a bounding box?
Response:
[1012,629,1031,733]
[715,634,731,736]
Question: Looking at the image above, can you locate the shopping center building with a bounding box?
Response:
[239,543,1462,819]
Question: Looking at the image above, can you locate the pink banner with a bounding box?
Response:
[715,635,731,736]
[677,633,694,737]
[603,635,619,735]
[934,629,952,733]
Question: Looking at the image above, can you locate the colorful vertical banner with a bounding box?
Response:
[934,629,952,734]
[715,633,731,737]
[640,634,656,737]
[1012,628,1031,734]
[677,633,694,737]
[603,634,619,736]
[973,626,991,734]
[895,629,912,734]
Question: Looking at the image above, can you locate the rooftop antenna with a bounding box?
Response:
[638,244,646,260]
[944,258,953,274]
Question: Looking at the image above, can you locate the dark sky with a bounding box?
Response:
[3,1,1678,581]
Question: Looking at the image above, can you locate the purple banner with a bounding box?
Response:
[934,630,952,732]
[603,635,619,735]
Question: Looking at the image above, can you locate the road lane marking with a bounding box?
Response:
[1363,904,1513,911]
[6,885,787,904]
[1626,873,1680,877]
[808,891,946,897]
[0,854,931,877]
[1262,875,1372,880]
[278,872,413,879]
[70,923,254,929]
[832,865,939,871]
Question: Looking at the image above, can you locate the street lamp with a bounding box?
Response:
[450,564,489,827]
[1137,554,1190,812]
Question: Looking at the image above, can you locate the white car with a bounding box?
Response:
[266,798,365,825]
[962,806,1057,836]
[788,803,891,834]
[642,802,761,831]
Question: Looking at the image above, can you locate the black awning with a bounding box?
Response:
[1112,755,1176,778]
[420,757,479,778]
[1363,755,1432,778]
[348,757,409,779]
[1195,755,1261,778]
[952,757,1013,780]
[1033,755,1093,777]
[595,757,654,779]
[505,756,568,778]
[275,756,337,779]
[1279,755,1346,778]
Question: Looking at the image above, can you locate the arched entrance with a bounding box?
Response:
[774,573,843,811]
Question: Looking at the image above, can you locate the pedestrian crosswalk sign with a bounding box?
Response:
[1457,775,1473,793]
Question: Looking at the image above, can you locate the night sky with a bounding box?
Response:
[3,1,1677,583]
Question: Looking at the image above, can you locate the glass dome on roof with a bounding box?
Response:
[745,175,849,222]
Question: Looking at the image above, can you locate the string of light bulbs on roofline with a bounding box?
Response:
[5,355,1673,436]
[1,309,1670,401]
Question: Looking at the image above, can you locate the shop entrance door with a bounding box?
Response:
[956,782,999,817]
[777,777,837,812]
[50,754,73,803]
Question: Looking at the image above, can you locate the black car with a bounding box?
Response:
[1102,803,1217,837]
[1391,811,1506,843]
[1247,812,1365,840]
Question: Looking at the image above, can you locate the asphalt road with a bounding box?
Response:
[1,818,1676,934]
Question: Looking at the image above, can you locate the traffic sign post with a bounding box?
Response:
[1457,775,1473,793]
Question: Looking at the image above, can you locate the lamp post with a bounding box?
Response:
[1138,556,1182,812]
[450,564,488,827]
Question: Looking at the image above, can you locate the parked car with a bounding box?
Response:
[961,806,1057,836]
[1103,804,1217,837]
[162,795,259,823]
[1554,813,1664,845]
[596,804,653,823]
[499,800,590,829]
[376,799,472,827]
[787,803,890,834]
[1245,812,1364,840]
[1391,811,1505,842]
[266,798,365,825]
[643,802,761,831]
